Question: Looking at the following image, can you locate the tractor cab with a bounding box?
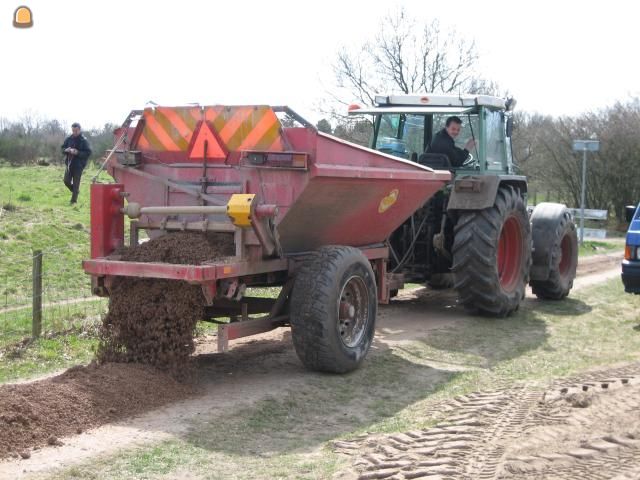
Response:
[349,94,517,176]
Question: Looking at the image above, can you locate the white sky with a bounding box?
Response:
[1,0,638,129]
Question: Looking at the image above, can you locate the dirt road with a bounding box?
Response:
[0,251,631,479]
[335,363,640,479]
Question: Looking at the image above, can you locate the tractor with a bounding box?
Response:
[350,94,579,316]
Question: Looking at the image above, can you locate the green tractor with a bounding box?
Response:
[350,94,578,316]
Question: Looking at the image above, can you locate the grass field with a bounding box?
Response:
[0,165,105,380]
[579,239,623,256]
[0,164,94,293]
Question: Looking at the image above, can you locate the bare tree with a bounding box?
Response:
[331,6,495,108]
[515,99,640,221]
[324,6,502,145]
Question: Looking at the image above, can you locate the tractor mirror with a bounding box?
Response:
[505,117,514,138]
[626,205,637,223]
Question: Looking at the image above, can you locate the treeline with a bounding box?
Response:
[2,100,638,221]
[318,98,640,221]
[0,116,117,166]
[512,99,640,222]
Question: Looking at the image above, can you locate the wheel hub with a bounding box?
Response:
[337,276,369,348]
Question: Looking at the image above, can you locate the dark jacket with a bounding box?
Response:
[427,128,469,167]
[61,134,92,168]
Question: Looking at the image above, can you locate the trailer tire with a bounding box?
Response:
[290,246,377,373]
[529,203,578,299]
[452,186,531,317]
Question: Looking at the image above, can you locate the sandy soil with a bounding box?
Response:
[335,363,640,479]
[0,251,627,479]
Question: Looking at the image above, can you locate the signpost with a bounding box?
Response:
[572,140,600,245]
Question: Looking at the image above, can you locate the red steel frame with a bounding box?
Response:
[83,244,391,351]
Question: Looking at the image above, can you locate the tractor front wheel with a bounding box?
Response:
[290,246,377,373]
[452,186,531,316]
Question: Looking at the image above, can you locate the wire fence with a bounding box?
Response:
[0,246,107,348]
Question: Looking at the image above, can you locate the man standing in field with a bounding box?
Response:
[61,122,92,204]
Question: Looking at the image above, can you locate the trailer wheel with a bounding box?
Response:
[290,246,377,373]
[529,203,578,299]
[452,186,531,317]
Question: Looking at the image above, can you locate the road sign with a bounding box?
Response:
[572,139,600,245]
[572,140,600,152]
[568,208,608,221]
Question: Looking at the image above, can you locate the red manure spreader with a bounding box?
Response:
[83,105,449,373]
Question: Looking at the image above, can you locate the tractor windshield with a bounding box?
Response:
[375,114,425,158]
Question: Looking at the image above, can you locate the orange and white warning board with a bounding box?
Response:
[136,105,286,155]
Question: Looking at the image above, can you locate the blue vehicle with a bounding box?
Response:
[622,203,640,294]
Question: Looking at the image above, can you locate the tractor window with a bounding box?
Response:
[432,114,480,159]
[375,114,425,159]
[376,114,406,157]
[485,110,505,171]
[403,114,425,156]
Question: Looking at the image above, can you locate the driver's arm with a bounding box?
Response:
[452,146,470,167]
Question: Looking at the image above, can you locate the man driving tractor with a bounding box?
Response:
[427,116,476,167]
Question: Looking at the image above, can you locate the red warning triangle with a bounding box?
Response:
[187,121,227,160]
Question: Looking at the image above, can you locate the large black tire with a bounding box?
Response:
[529,203,578,299]
[427,273,454,290]
[290,246,377,373]
[452,186,531,317]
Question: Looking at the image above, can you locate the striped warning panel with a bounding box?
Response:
[136,105,285,153]
[136,106,200,151]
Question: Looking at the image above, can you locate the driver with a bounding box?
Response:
[427,116,476,167]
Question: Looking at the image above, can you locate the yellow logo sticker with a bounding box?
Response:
[378,189,399,213]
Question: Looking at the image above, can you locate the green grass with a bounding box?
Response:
[0,165,109,380]
[42,278,640,480]
[0,165,95,301]
[0,329,99,383]
[0,299,106,382]
[579,239,622,256]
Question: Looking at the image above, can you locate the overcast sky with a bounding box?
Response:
[1,0,637,129]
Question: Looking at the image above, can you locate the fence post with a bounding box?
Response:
[32,250,42,338]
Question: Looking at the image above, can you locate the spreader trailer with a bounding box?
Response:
[83,105,450,373]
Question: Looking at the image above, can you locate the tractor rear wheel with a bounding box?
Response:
[427,273,453,290]
[452,186,531,316]
[290,246,377,373]
[530,203,578,299]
